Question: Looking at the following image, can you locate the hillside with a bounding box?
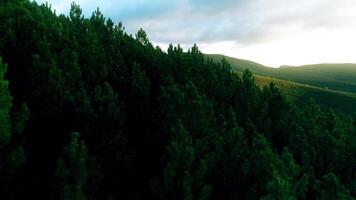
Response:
[268,64,356,94]
[210,54,356,114]
[253,75,356,115]
[208,54,273,74]
[208,54,356,94]
[0,1,355,199]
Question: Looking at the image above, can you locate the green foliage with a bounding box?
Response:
[12,103,30,135]
[136,28,151,46]
[314,173,353,200]
[0,57,12,148]
[263,149,300,200]
[152,119,212,200]
[0,1,355,199]
[54,132,90,200]
[69,2,83,21]
[0,57,29,199]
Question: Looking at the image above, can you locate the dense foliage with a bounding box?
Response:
[0,1,355,199]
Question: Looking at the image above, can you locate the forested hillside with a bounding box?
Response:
[208,54,356,114]
[0,1,355,199]
[209,54,356,94]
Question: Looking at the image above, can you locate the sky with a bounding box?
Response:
[35,0,356,67]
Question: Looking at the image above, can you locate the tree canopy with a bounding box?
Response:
[0,1,355,199]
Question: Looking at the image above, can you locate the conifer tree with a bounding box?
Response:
[54,132,90,200]
[0,57,28,199]
[0,57,11,149]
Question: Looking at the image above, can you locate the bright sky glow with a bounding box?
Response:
[35,0,356,67]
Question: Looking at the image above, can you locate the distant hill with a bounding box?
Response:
[208,54,356,114]
[207,54,356,94]
[267,63,356,94]
[207,54,273,74]
[279,65,294,69]
[253,75,356,115]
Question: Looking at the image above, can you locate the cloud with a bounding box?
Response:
[34,0,356,66]
[123,0,356,46]
[36,0,351,44]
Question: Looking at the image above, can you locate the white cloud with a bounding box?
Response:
[35,0,356,67]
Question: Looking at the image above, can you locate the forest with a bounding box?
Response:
[0,1,355,199]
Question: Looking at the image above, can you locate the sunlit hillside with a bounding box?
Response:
[209,54,356,93]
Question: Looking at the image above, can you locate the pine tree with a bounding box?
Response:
[54,132,89,200]
[152,119,212,200]
[0,57,12,149]
[0,57,28,199]
[314,173,353,200]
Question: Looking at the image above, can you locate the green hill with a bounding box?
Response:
[268,63,356,94]
[208,54,356,114]
[207,54,356,94]
[253,75,356,115]
[208,54,273,74]
[1,1,356,199]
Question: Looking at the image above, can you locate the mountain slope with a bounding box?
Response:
[207,54,356,94]
[208,54,356,114]
[1,1,355,199]
[207,54,273,74]
[253,75,356,115]
[267,63,356,94]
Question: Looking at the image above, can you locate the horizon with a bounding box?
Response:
[35,0,356,67]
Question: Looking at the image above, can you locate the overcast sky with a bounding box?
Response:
[35,0,356,67]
